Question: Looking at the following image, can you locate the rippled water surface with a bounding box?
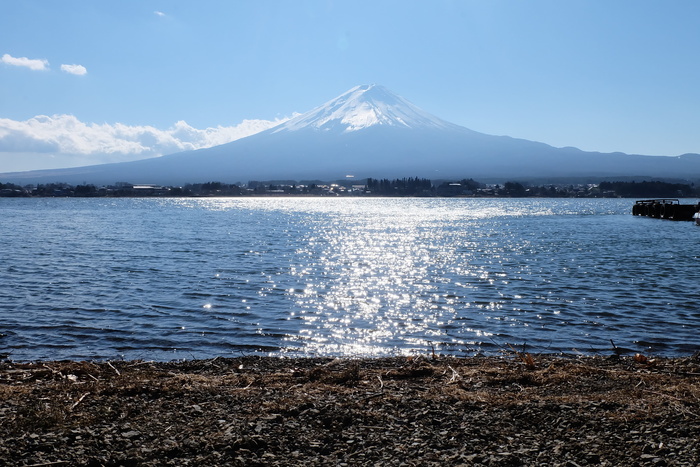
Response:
[1,197,699,360]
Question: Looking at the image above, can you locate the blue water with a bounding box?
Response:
[1,197,699,361]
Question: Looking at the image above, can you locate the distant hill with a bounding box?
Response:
[3,84,700,185]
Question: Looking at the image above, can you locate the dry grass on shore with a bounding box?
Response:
[1,353,699,466]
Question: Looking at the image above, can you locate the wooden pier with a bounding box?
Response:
[632,199,697,221]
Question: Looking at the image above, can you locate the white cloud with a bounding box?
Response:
[0,114,292,172]
[154,11,166,17]
[1,53,49,71]
[60,64,87,75]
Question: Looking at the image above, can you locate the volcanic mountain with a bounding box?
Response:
[4,84,700,184]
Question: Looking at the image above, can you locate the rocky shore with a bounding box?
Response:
[1,354,699,466]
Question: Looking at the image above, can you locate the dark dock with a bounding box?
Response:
[632,199,698,221]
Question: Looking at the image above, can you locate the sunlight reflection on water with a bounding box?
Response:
[2,197,700,360]
[283,202,476,355]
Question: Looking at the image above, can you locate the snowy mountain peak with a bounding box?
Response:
[273,84,457,133]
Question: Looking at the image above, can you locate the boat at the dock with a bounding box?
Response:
[632,199,698,221]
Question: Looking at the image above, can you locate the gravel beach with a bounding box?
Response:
[1,354,699,466]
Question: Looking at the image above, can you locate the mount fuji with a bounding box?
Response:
[4,84,700,184]
[271,84,462,133]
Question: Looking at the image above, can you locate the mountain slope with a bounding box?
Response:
[3,84,700,185]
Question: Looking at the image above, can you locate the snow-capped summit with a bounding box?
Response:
[273,84,458,133]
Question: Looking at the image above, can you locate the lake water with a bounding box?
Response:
[1,197,699,361]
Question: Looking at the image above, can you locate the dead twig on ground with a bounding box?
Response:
[106,361,121,376]
[447,365,460,383]
[70,392,90,411]
[508,344,536,370]
[26,461,69,467]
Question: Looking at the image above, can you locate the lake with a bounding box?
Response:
[1,197,699,361]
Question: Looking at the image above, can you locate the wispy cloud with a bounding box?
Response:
[154,11,166,17]
[1,53,49,71]
[60,64,87,75]
[0,115,293,171]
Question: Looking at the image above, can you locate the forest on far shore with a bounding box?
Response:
[0,178,697,199]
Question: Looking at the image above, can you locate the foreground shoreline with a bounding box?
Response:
[1,354,699,466]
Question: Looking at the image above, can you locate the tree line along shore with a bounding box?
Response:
[0,178,697,199]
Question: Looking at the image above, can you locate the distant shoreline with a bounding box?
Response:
[2,178,698,199]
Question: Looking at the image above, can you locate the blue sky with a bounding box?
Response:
[2,1,700,172]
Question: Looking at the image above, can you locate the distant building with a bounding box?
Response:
[131,185,169,196]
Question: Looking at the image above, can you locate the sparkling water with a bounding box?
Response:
[1,197,698,360]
